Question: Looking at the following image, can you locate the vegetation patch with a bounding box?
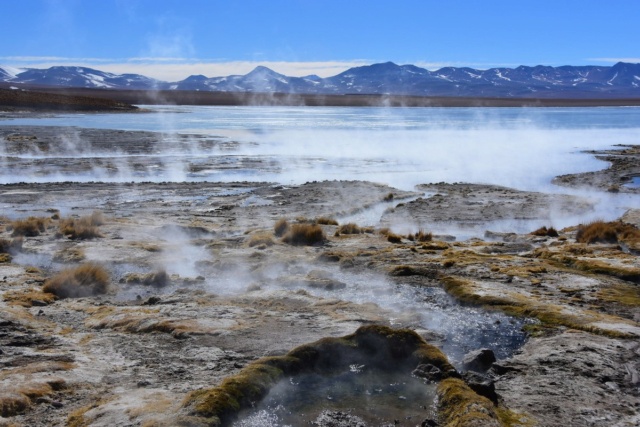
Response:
[273,218,289,237]
[183,325,456,426]
[281,223,325,246]
[597,283,640,307]
[59,211,104,240]
[535,249,640,283]
[0,379,66,417]
[0,236,23,254]
[437,378,501,427]
[3,289,57,307]
[9,217,48,237]
[440,275,635,338]
[247,232,275,248]
[52,247,86,263]
[123,270,169,288]
[407,229,433,242]
[315,217,339,226]
[576,220,640,247]
[336,222,363,235]
[43,263,110,298]
[530,226,559,237]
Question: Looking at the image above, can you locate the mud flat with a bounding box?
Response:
[1,126,639,426]
[553,144,640,194]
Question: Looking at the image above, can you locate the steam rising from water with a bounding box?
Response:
[2,106,638,190]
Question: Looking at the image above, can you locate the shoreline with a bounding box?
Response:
[2,85,640,108]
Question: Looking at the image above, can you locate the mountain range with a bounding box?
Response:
[1,61,640,98]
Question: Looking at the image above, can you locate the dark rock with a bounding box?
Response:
[413,363,443,382]
[463,371,499,403]
[143,296,162,305]
[462,348,496,372]
[31,299,48,307]
[421,419,439,427]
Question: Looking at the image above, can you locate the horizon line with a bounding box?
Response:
[1,57,638,82]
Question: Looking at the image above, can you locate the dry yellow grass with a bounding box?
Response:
[59,211,105,240]
[530,226,559,237]
[124,270,169,288]
[43,263,110,298]
[3,289,57,307]
[9,217,48,237]
[575,220,640,245]
[281,223,325,246]
[315,217,339,226]
[273,218,289,237]
[247,232,275,248]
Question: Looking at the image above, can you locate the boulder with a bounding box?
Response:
[462,348,496,373]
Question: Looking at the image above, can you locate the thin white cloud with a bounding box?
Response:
[589,57,640,64]
[0,58,374,80]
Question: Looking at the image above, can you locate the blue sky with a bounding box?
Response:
[1,0,639,81]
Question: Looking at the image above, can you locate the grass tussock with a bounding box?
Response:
[336,223,362,235]
[0,379,66,418]
[379,227,403,243]
[43,263,110,299]
[575,220,640,245]
[407,229,433,242]
[9,217,48,237]
[274,218,289,237]
[530,226,559,237]
[0,236,23,254]
[52,247,85,263]
[383,192,394,202]
[0,393,31,418]
[282,223,325,246]
[248,232,275,248]
[124,270,169,288]
[59,211,104,240]
[315,217,339,226]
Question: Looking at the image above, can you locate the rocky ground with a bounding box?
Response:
[0,126,639,427]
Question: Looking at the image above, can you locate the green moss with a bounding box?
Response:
[495,406,536,427]
[437,378,499,427]
[184,325,459,424]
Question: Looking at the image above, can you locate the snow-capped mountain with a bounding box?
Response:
[1,66,160,89]
[2,62,640,98]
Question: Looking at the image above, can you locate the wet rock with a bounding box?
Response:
[143,296,162,305]
[413,364,443,382]
[462,371,498,403]
[462,348,496,373]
